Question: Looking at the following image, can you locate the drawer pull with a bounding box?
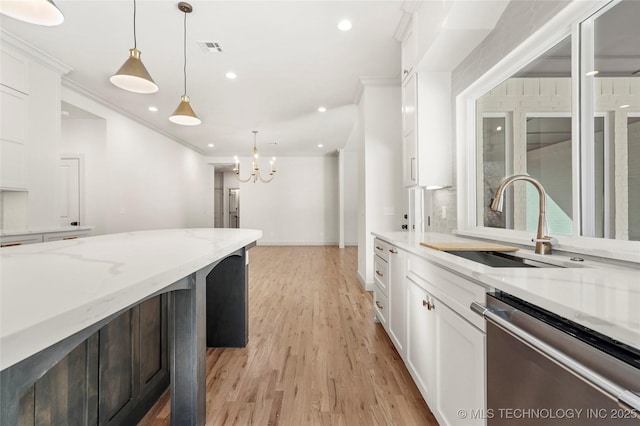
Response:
[389,248,398,254]
[1,242,22,248]
[375,245,383,251]
[376,301,383,310]
[375,270,384,277]
[63,236,78,240]
[422,299,434,311]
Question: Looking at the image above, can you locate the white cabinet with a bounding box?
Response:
[0,234,43,248]
[433,297,485,426]
[42,229,91,242]
[401,72,452,189]
[1,228,91,247]
[388,247,407,358]
[400,15,416,82]
[373,238,391,330]
[406,254,486,426]
[0,86,28,191]
[406,275,435,402]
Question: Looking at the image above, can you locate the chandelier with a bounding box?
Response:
[234,131,276,183]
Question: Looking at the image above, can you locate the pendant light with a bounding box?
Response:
[110,0,158,94]
[0,0,64,26]
[169,2,201,126]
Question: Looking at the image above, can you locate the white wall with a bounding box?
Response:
[61,117,107,236]
[239,156,338,245]
[61,86,215,235]
[343,150,359,245]
[356,82,403,289]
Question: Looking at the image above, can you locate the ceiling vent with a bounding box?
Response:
[197,41,223,53]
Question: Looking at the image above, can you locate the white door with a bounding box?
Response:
[58,158,80,227]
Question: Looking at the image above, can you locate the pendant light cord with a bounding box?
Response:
[183,10,187,96]
[133,0,137,49]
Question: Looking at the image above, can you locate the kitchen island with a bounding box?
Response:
[0,228,261,426]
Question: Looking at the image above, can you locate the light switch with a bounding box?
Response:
[441,206,447,219]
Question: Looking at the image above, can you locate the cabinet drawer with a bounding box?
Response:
[1,234,43,247]
[373,238,392,262]
[407,254,486,331]
[43,230,91,242]
[373,286,389,329]
[373,255,389,295]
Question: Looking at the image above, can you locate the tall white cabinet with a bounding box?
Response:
[0,32,71,230]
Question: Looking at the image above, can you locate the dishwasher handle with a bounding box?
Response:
[471,301,640,414]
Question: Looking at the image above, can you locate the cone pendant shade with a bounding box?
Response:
[169,95,201,126]
[110,48,159,94]
[0,0,64,26]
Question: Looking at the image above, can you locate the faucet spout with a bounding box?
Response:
[490,174,554,255]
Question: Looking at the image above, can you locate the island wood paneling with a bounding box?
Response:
[16,295,169,426]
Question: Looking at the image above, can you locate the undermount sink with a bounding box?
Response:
[445,250,566,268]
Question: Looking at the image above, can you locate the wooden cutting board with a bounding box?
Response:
[420,241,519,252]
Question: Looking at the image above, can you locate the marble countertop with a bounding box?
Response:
[0,228,261,371]
[1,226,94,236]
[373,231,640,352]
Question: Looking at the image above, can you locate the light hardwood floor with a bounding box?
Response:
[138,246,438,425]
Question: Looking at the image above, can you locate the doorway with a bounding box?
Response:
[229,188,240,228]
[58,156,82,227]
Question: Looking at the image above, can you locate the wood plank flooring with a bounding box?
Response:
[138,246,437,425]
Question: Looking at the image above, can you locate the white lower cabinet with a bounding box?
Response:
[406,276,435,401]
[433,293,485,426]
[388,248,407,358]
[376,241,486,426]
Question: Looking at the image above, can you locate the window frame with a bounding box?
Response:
[454,0,640,263]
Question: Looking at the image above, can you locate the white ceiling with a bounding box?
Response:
[1,1,407,157]
[2,1,516,157]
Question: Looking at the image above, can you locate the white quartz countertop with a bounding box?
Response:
[373,231,640,352]
[1,226,94,236]
[0,228,261,371]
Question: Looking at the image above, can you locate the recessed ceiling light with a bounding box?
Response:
[61,110,70,116]
[317,144,324,148]
[585,70,599,76]
[148,106,158,112]
[496,126,502,131]
[620,104,630,109]
[318,106,327,112]
[208,143,214,147]
[338,20,352,31]
[225,71,237,79]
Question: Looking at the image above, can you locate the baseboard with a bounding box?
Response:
[256,241,339,246]
[357,270,374,292]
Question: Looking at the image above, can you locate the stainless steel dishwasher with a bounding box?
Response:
[471,292,640,425]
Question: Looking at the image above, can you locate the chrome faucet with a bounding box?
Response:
[490,174,556,255]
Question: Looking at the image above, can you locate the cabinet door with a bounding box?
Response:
[99,309,139,425]
[403,131,418,187]
[1,86,28,190]
[139,295,169,395]
[433,298,485,426]
[406,277,435,403]
[388,248,407,358]
[400,17,416,82]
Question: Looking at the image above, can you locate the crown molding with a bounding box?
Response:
[1,30,72,75]
[354,76,401,103]
[62,77,205,156]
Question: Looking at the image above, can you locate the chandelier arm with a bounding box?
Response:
[234,172,253,183]
[257,172,275,183]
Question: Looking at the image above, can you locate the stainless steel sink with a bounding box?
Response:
[445,250,564,268]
